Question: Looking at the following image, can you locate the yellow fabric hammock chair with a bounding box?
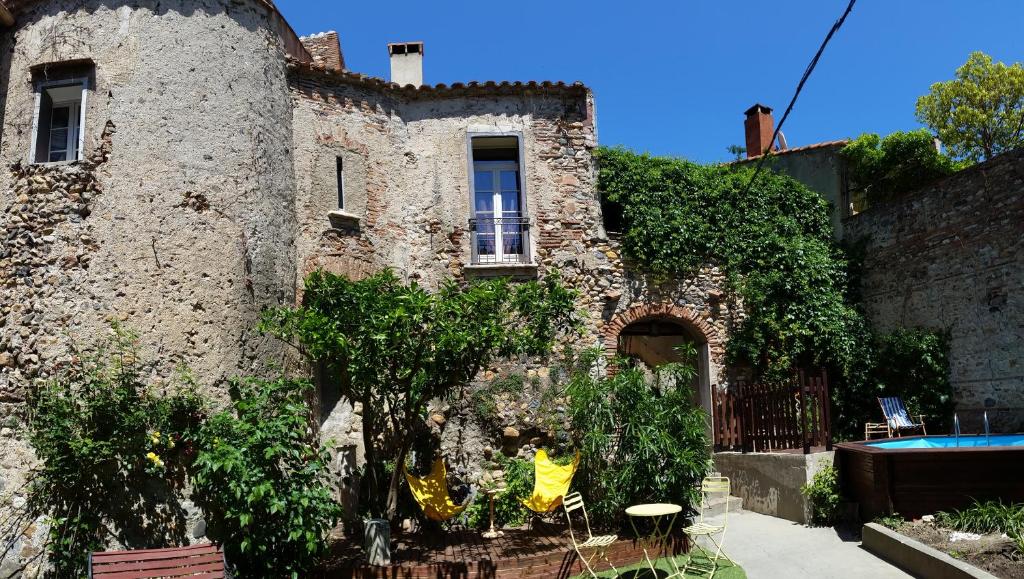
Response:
[404,459,469,522]
[521,449,581,513]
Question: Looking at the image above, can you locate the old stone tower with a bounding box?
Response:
[0,0,738,540]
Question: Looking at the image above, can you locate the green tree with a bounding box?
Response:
[261,269,577,521]
[916,51,1024,162]
[595,146,863,381]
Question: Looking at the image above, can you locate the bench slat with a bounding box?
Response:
[92,553,223,573]
[94,541,218,553]
[93,561,225,578]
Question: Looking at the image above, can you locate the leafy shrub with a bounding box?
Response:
[191,377,342,579]
[801,462,841,526]
[566,350,711,528]
[840,130,966,206]
[23,326,205,577]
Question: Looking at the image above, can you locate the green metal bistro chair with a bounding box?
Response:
[562,491,618,578]
[681,476,736,578]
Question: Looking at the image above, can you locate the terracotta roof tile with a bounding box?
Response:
[287,57,589,99]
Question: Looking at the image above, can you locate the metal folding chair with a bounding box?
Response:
[681,476,736,578]
[563,491,618,578]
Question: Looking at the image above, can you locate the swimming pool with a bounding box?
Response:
[836,435,1024,519]
[866,434,1024,449]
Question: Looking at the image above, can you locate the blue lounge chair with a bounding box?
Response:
[877,396,927,438]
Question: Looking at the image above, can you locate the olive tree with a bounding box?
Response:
[261,269,577,521]
[916,51,1024,162]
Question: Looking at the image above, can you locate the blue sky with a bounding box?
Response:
[276,1,1024,163]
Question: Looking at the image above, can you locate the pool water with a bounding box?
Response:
[866,434,1024,449]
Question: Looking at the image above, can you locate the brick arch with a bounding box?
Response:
[602,303,725,364]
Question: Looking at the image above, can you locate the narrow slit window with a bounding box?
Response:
[336,157,345,210]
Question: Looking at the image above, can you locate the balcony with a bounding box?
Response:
[467,216,535,275]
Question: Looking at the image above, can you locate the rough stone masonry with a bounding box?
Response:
[844,148,1024,432]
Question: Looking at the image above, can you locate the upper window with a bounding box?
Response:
[469,136,530,265]
[32,79,87,164]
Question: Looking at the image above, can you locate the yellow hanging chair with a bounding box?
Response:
[521,449,581,513]
[404,459,469,522]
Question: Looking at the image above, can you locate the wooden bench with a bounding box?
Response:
[89,543,227,578]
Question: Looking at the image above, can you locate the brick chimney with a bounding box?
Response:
[300,31,345,71]
[744,103,775,158]
[388,41,424,87]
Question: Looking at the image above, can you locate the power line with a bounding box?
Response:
[741,0,857,192]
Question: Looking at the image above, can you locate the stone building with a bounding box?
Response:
[0,0,740,554]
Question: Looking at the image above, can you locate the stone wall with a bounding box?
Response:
[288,65,741,483]
[0,0,300,567]
[843,149,1024,432]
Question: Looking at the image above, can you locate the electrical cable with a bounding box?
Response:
[740,0,857,193]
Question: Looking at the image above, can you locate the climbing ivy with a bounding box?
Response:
[595,146,952,440]
[596,146,866,381]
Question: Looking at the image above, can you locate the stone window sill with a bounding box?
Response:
[328,210,361,229]
[463,263,539,279]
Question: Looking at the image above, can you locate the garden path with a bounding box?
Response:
[702,509,912,578]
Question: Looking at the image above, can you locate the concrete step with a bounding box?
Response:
[703,495,743,517]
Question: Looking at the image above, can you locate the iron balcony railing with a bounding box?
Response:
[469,216,532,265]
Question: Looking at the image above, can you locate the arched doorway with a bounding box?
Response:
[603,304,725,424]
[618,317,704,405]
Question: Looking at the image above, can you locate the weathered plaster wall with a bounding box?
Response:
[844,149,1024,432]
[0,0,299,564]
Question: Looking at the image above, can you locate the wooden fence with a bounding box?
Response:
[712,368,832,454]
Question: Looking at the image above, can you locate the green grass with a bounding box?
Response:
[583,554,746,579]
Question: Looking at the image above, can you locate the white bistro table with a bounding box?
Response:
[625,502,683,578]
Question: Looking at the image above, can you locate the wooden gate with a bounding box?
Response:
[712,368,832,454]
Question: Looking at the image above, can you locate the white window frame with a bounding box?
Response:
[467,131,531,265]
[29,77,88,164]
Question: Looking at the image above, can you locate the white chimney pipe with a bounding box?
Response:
[388,41,423,87]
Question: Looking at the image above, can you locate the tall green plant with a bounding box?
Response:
[261,269,577,521]
[566,350,711,527]
[190,377,341,579]
[23,326,205,577]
